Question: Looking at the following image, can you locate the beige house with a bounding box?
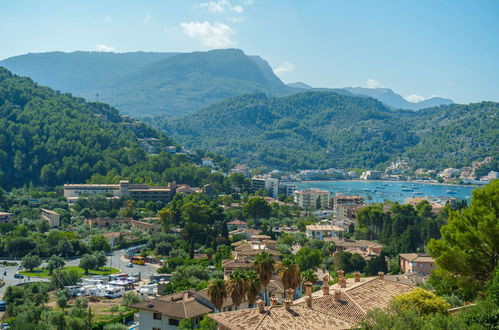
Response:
[399,253,435,275]
[41,208,60,227]
[327,237,384,259]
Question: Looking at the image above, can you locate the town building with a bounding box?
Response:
[252,177,279,198]
[305,224,344,240]
[211,274,416,330]
[131,219,161,234]
[230,164,251,178]
[0,212,12,223]
[327,237,383,260]
[330,193,364,219]
[41,208,60,227]
[399,253,435,275]
[201,157,214,167]
[63,180,176,204]
[223,239,281,278]
[277,182,297,197]
[360,170,382,180]
[131,289,249,329]
[294,189,330,209]
[439,168,460,178]
[227,220,248,231]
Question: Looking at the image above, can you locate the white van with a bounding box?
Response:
[104,286,124,299]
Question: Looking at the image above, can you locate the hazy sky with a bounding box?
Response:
[1,0,498,103]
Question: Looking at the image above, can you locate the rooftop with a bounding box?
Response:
[131,290,212,318]
[306,225,345,232]
[399,253,435,263]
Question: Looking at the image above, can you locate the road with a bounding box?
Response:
[0,247,160,298]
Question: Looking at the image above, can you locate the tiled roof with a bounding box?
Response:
[131,291,212,318]
[399,253,434,263]
[303,291,366,324]
[306,225,345,232]
[345,278,414,312]
[209,305,353,330]
[228,220,248,225]
[332,238,383,248]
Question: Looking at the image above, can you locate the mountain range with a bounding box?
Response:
[149,91,498,171]
[1,49,453,116]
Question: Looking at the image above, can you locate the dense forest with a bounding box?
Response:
[150,92,498,171]
[0,67,229,189]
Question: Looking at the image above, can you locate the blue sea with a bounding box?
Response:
[293,180,476,204]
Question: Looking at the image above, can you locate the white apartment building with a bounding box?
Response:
[294,189,330,209]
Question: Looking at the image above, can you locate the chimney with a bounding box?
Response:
[304,282,313,296]
[322,283,330,295]
[354,272,361,282]
[322,274,329,283]
[378,272,385,280]
[284,298,292,310]
[337,270,345,278]
[305,295,313,308]
[183,291,190,301]
[339,277,347,288]
[285,288,295,301]
[334,289,342,302]
[257,299,265,313]
[270,295,279,306]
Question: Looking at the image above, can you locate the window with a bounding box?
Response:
[419,264,423,268]
[153,328,161,330]
[153,312,162,320]
[169,318,180,326]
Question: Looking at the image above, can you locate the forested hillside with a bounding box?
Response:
[151,92,498,171]
[0,49,298,117]
[0,67,228,189]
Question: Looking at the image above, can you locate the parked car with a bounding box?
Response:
[0,301,6,311]
[126,263,134,268]
[13,273,24,279]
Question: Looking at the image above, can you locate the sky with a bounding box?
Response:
[1,0,499,103]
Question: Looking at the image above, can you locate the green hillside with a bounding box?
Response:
[0,67,226,189]
[0,49,298,117]
[150,92,498,171]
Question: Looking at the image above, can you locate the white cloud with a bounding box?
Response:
[367,79,383,89]
[273,61,295,75]
[103,15,112,23]
[405,94,427,103]
[200,0,245,14]
[143,14,152,24]
[96,44,115,52]
[180,21,235,48]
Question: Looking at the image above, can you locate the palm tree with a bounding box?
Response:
[301,269,318,283]
[226,270,246,310]
[207,278,227,312]
[244,270,261,307]
[253,251,276,305]
[278,259,301,298]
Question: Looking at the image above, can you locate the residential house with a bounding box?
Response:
[327,237,383,260]
[330,193,364,220]
[399,253,435,275]
[0,212,13,223]
[201,157,214,167]
[41,208,60,227]
[131,289,249,330]
[211,274,416,330]
[294,189,330,209]
[131,219,161,234]
[227,220,248,231]
[306,224,344,240]
[84,217,132,228]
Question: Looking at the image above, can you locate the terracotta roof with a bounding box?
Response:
[131,291,212,318]
[209,305,353,330]
[345,278,414,312]
[302,291,365,324]
[399,253,434,263]
[228,220,248,225]
[332,238,383,249]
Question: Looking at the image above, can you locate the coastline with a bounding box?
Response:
[291,179,480,188]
